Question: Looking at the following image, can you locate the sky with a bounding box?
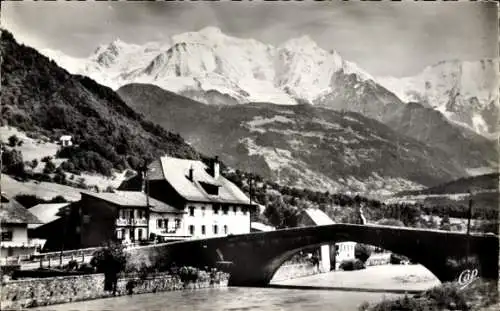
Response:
[2,1,498,77]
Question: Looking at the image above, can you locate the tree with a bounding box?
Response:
[377,218,405,227]
[355,244,372,263]
[8,135,19,147]
[90,241,128,295]
[440,214,451,231]
[2,148,25,178]
[43,160,56,174]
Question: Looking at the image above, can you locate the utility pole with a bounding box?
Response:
[466,189,473,264]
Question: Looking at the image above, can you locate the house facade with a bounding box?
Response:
[72,191,182,247]
[0,194,43,262]
[59,135,73,147]
[138,156,258,239]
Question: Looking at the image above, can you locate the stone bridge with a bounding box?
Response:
[129,224,499,287]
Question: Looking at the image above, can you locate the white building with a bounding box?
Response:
[144,156,258,239]
[0,194,43,263]
[59,135,73,147]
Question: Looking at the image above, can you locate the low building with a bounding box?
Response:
[59,135,73,147]
[136,156,259,239]
[72,191,187,248]
[251,222,276,232]
[27,203,71,251]
[0,194,43,262]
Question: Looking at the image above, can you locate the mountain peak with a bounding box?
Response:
[172,26,228,45]
[199,26,224,37]
[280,35,320,52]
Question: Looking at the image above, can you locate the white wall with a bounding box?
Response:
[0,224,37,258]
[149,212,186,236]
[182,203,251,239]
[335,242,357,269]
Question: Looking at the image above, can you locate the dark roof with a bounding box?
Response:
[28,203,71,229]
[0,194,43,224]
[81,191,184,214]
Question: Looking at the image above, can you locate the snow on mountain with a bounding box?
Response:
[39,27,377,107]
[41,27,498,137]
[378,59,499,136]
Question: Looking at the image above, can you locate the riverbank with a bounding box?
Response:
[30,264,444,311]
[1,270,229,310]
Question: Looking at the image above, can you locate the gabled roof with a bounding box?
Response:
[150,156,254,206]
[302,208,335,226]
[81,190,184,214]
[27,203,71,229]
[0,194,43,224]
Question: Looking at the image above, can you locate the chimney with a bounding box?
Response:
[212,156,220,179]
[141,171,146,193]
[188,165,194,182]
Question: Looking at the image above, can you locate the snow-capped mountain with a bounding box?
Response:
[42,26,498,137]
[41,26,378,107]
[378,59,499,136]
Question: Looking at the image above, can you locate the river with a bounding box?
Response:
[35,265,440,311]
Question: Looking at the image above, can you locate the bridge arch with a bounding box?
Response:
[156,224,498,287]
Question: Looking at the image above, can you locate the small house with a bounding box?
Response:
[0,194,43,262]
[59,135,73,147]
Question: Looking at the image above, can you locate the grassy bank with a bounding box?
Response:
[359,279,498,311]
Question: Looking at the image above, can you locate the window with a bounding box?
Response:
[130,210,135,219]
[201,206,206,216]
[164,219,169,229]
[222,206,228,215]
[157,219,163,228]
[1,231,13,241]
[117,229,123,239]
[189,225,195,235]
[232,206,237,214]
[201,225,206,235]
[175,219,181,229]
[213,225,218,235]
[242,207,248,215]
[189,206,195,216]
[138,229,143,240]
[130,228,135,242]
[223,225,228,235]
[213,205,220,215]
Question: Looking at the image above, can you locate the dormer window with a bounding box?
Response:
[200,182,220,196]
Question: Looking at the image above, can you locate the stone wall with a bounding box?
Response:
[271,263,322,282]
[1,271,229,310]
[366,253,391,267]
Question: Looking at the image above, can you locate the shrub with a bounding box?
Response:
[43,160,56,174]
[8,135,19,147]
[2,148,26,178]
[376,218,405,227]
[390,253,411,265]
[90,241,128,273]
[355,244,372,263]
[178,266,200,283]
[339,259,365,271]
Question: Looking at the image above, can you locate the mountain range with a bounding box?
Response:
[41,26,499,138]
[117,83,493,197]
[4,27,498,197]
